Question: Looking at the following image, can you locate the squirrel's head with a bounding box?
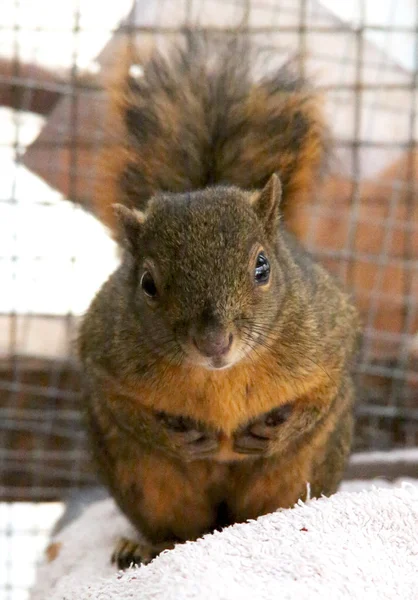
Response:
[115,174,288,371]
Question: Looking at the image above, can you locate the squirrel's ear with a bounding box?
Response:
[251,174,282,237]
[113,204,145,253]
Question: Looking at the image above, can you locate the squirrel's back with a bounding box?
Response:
[95,34,328,235]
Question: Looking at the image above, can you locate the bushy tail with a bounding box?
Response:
[94,34,328,235]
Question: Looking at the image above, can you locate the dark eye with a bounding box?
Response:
[254,252,270,285]
[140,270,158,298]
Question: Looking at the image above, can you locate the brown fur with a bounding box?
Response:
[86,372,353,555]
[93,35,328,238]
[79,34,359,568]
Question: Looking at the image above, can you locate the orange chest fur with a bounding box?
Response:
[131,358,326,435]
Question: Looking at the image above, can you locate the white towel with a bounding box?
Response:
[31,480,418,600]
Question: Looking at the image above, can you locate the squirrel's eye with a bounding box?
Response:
[254,252,270,285]
[140,270,158,298]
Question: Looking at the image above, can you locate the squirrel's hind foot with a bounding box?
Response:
[111,536,175,570]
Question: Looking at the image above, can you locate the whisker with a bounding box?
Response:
[238,323,336,386]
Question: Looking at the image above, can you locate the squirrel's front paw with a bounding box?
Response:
[233,404,293,455]
[156,413,219,459]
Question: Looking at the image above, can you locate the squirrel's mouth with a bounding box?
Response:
[183,349,238,371]
[206,355,235,371]
[181,335,242,371]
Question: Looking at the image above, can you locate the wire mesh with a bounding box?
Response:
[0,0,417,598]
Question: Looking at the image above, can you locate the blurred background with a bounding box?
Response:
[0,0,417,598]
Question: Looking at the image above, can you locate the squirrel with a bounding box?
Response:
[79,34,360,570]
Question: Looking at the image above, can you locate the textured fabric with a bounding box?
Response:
[31,481,418,600]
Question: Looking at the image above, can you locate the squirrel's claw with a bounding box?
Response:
[111,537,152,570]
[233,430,270,454]
[111,537,176,570]
[233,405,293,454]
[157,412,220,459]
[182,433,220,459]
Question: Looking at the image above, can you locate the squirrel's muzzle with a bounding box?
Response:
[192,330,233,359]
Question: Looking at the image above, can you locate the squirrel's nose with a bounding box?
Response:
[193,330,233,358]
